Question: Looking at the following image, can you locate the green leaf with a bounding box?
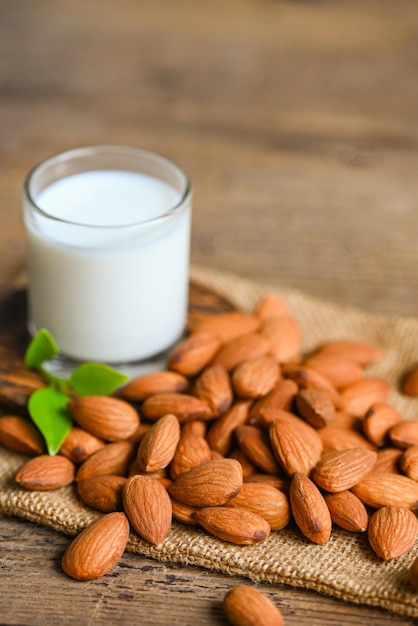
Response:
[24,329,59,369]
[28,386,72,455]
[69,362,129,396]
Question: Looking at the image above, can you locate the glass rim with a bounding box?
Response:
[23,144,192,229]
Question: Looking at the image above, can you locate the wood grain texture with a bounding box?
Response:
[1,0,418,624]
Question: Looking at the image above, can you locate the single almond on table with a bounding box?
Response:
[0,414,45,456]
[118,370,189,401]
[212,332,269,372]
[62,512,130,581]
[260,314,301,363]
[136,413,180,473]
[190,311,260,344]
[303,352,363,389]
[194,506,270,545]
[59,427,105,464]
[289,472,332,544]
[234,424,282,475]
[206,400,250,456]
[389,420,418,449]
[313,340,383,366]
[232,356,280,399]
[68,395,140,441]
[324,490,369,532]
[339,378,391,417]
[367,506,418,559]
[312,448,377,493]
[141,392,212,423]
[77,475,127,513]
[167,331,221,376]
[362,403,403,447]
[123,474,172,545]
[270,414,323,476]
[223,585,285,626]
[352,472,418,509]
[76,441,136,481]
[168,458,243,507]
[226,482,290,530]
[169,428,212,480]
[15,454,75,490]
[295,387,336,429]
[193,364,233,417]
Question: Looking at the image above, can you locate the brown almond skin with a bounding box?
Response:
[169,429,212,480]
[362,403,403,447]
[399,445,418,481]
[368,506,418,559]
[15,454,75,490]
[314,340,383,366]
[0,414,45,456]
[168,458,243,507]
[141,393,212,423]
[228,446,257,478]
[402,365,418,397]
[312,448,377,493]
[295,387,336,429]
[194,506,270,545]
[303,353,363,389]
[232,356,280,399]
[352,472,418,509]
[324,491,369,532]
[282,364,341,408]
[193,364,233,417]
[260,314,301,363]
[190,312,260,344]
[62,512,129,580]
[226,482,290,530]
[249,379,298,426]
[339,378,391,417]
[223,585,285,626]
[373,447,403,474]
[118,371,189,401]
[206,400,250,456]
[289,472,332,544]
[59,427,105,464]
[318,425,376,454]
[77,475,127,512]
[76,441,136,481]
[270,415,323,476]
[389,420,418,449]
[212,332,269,372]
[170,497,200,526]
[68,395,140,441]
[136,413,181,473]
[167,331,221,376]
[234,424,282,475]
[123,474,172,545]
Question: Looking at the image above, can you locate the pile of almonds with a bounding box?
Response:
[3,292,418,597]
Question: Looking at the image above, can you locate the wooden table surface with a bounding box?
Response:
[1,0,418,624]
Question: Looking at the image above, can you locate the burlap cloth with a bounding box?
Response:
[2,264,418,618]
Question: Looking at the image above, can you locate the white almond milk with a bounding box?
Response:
[24,169,191,363]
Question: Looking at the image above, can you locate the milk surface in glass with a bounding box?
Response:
[24,169,191,363]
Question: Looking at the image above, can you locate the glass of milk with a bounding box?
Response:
[23,145,192,366]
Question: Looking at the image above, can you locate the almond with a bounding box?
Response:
[59,427,105,464]
[254,292,289,320]
[318,425,376,453]
[269,415,323,476]
[77,475,127,512]
[295,387,336,429]
[244,473,290,494]
[226,482,290,530]
[362,403,403,447]
[234,424,282,475]
[339,378,391,417]
[314,340,383,366]
[15,454,75,490]
[168,458,243,507]
[399,445,418,481]
[206,400,250,456]
[136,413,180,473]
[212,332,269,372]
[224,586,284,626]
[181,420,207,438]
[228,446,257,477]
[402,364,418,397]
[170,497,200,526]
[76,441,136,481]
[62,512,129,580]
[312,448,377,493]
[373,447,402,474]
[260,315,301,363]
[193,364,233,417]
[167,332,221,376]
[289,472,332,544]
[303,353,363,389]
[169,429,212,480]
[68,396,140,441]
[232,356,280,399]
[367,506,418,559]
[0,414,45,456]
[389,420,418,449]
[194,506,270,545]
[123,474,172,545]
[324,491,369,532]
[118,371,189,401]
[248,379,298,426]
[141,393,212,423]
[190,311,260,344]
[352,472,418,509]
[282,364,341,408]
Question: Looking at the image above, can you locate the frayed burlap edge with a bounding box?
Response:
[2,264,418,618]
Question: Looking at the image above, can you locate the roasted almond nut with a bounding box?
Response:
[226,482,290,530]
[15,454,75,490]
[269,415,323,476]
[136,413,180,473]
[352,472,418,509]
[303,353,363,389]
[68,396,140,441]
[194,506,270,545]
[167,332,221,376]
[282,364,341,408]
[170,497,200,526]
[260,315,301,363]
[314,340,383,366]
[212,332,269,372]
[234,424,282,475]
[399,445,418,481]
[289,472,332,544]
[190,312,260,344]
[362,403,403,447]
[254,292,289,320]
[62,512,129,580]
[0,414,45,456]
[368,506,418,559]
[324,490,369,532]
[373,447,402,474]
[295,387,336,429]
[76,441,136,481]
[206,400,250,456]
[232,356,280,399]
[168,458,243,507]
[339,378,391,417]
[77,475,127,512]
[312,448,377,492]
[141,393,212,423]
[193,364,233,417]
[389,420,418,449]
[123,474,172,545]
[248,379,298,427]
[223,585,285,626]
[59,427,105,464]
[318,425,376,454]
[118,371,189,401]
[402,364,418,397]
[169,429,212,480]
